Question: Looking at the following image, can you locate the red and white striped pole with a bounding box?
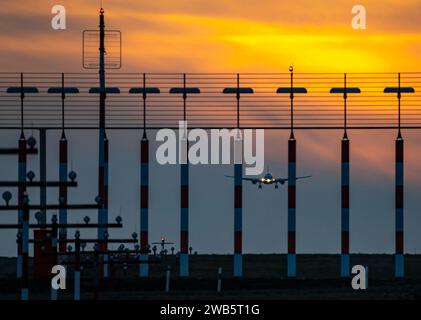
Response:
[17,73,26,280]
[180,77,189,276]
[341,74,350,278]
[395,73,404,278]
[51,215,58,300]
[287,67,296,277]
[341,135,350,277]
[169,75,200,277]
[97,8,109,278]
[21,193,29,300]
[384,74,415,278]
[287,135,296,277]
[234,74,243,277]
[234,131,243,277]
[17,133,26,280]
[330,76,361,277]
[74,231,81,300]
[140,132,149,276]
[129,77,161,277]
[59,73,68,256]
[395,131,404,278]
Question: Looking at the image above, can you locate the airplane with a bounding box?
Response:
[225,170,311,189]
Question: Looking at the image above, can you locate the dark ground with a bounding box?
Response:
[1,254,421,300]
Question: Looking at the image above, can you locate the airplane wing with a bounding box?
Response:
[274,176,311,183]
[224,175,259,183]
[296,175,312,180]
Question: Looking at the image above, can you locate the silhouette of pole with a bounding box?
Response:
[59,73,68,256]
[21,194,29,300]
[341,74,350,278]
[50,215,58,300]
[180,73,189,277]
[395,129,404,277]
[223,75,253,277]
[129,78,160,277]
[287,141,296,277]
[98,8,109,278]
[17,73,26,280]
[234,74,243,277]
[287,67,296,277]
[170,76,200,277]
[384,73,415,278]
[74,232,81,300]
[17,135,26,280]
[140,73,150,277]
[276,67,307,277]
[330,76,361,277]
[395,73,404,278]
[6,78,39,284]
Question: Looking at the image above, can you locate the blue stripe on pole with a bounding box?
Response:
[287,254,296,277]
[234,164,242,185]
[140,255,149,277]
[288,209,296,232]
[59,163,67,179]
[341,208,350,232]
[180,253,189,276]
[22,222,29,252]
[17,256,22,278]
[288,163,296,182]
[234,254,242,277]
[181,164,189,185]
[21,288,29,300]
[341,163,349,186]
[395,208,404,232]
[395,254,404,277]
[395,163,403,186]
[104,163,109,186]
[234,208,242,231]
[140,208,148,231]
[341,254,350,277]
[181,208,189,231]
[141,163,149,185]
[99,131,105,166]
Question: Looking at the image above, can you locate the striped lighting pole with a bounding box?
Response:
[129,74,160,277]
[6,75,39,281]
[276,66,307,277]
[384,73,414,278]
[330,74,360,277]
[170,74,200,276]
[223,74,253,277]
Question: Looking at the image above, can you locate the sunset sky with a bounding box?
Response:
[1,0,421,72]
[1,0,421,256]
